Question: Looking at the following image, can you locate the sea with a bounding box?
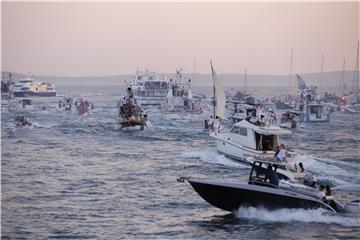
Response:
[1,85,360,239]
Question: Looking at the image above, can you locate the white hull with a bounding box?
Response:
[211,132,306,183]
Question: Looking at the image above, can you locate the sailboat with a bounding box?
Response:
[210,61,226,120]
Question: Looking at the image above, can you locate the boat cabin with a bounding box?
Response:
[301,103,330,122]
[229,120,291,152]
[18,98,32,108]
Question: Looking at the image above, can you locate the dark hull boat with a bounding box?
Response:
[181,160,344,214]
[188,179,337,213]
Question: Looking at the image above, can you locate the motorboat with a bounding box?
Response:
[299,103,331,122]
[75,98,92,115]
[14,112,32,127]
[179,160,344,213]
[210,120,315,185]
[279,111,300,129]
[12,74,56,97]
[58,96,73,111]
[229,103,257,123]
[16,98,33,110]
[118,87,149,130]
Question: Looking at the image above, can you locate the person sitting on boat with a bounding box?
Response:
[317,185,326,201]
[265,164,279,186]
[298,162,304,173]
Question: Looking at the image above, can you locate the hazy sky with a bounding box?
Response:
[1,1,359,76]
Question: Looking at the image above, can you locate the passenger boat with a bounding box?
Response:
[163,69,204,113]
[118,87,148,130]
[131,69,168,107]
[12,74,56,97]
[1,72,15,111]
[179,160,344,213]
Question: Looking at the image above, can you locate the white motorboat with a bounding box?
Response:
[15,98,33,110]
[210,120,315,185]
[300,103,331,122]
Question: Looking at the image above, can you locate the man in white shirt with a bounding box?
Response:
[213,116,220,134]
[276,144,288,162]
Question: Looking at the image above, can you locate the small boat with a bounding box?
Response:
[118,87,149,130]
[179,160,344,213]
[229,103,257,123]
[75,98,92,115]
[279,111,300,129]
[14,112,32,127]
[58,96,73,111]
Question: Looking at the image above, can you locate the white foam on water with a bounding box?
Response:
[180,150,249,169]
[235,207,360,227]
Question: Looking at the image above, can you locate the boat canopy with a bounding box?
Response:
[233,120,292,135]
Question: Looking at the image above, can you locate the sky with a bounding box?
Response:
[1,1,359,76]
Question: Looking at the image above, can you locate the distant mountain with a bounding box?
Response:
[2,70,357,92]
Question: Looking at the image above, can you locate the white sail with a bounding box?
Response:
[210,61,226,119]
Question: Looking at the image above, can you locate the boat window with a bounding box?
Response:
[310,106,318,114]
[239,127,247,136]
[231,126,247,136]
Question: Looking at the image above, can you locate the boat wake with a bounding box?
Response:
[235,207,360,227]
[294,154,359,186]
[180,150,249,169]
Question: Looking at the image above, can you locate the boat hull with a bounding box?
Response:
[189,179,333,213]
[13,91,56,97]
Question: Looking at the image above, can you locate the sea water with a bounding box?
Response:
[1,86,359,239]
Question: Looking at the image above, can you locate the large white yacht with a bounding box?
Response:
[131,69,169,107]
[13,74,56,97]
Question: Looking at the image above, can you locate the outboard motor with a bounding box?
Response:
[291,120,297,128]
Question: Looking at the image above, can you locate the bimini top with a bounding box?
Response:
[233,120,292,135]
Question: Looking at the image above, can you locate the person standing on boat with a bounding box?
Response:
[213,116,220,134]
[276,144,289,162]
[207,116,214,131]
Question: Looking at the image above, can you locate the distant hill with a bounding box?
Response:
[2,70,357,92]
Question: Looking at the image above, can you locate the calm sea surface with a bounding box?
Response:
[2,86,360,239]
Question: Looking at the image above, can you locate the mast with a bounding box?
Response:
[340,58,346,93]
[353,40,359,93]
[289,48,293,96]
[320,53,324,95]
[244,68,247,95]
[192,57,196,84]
